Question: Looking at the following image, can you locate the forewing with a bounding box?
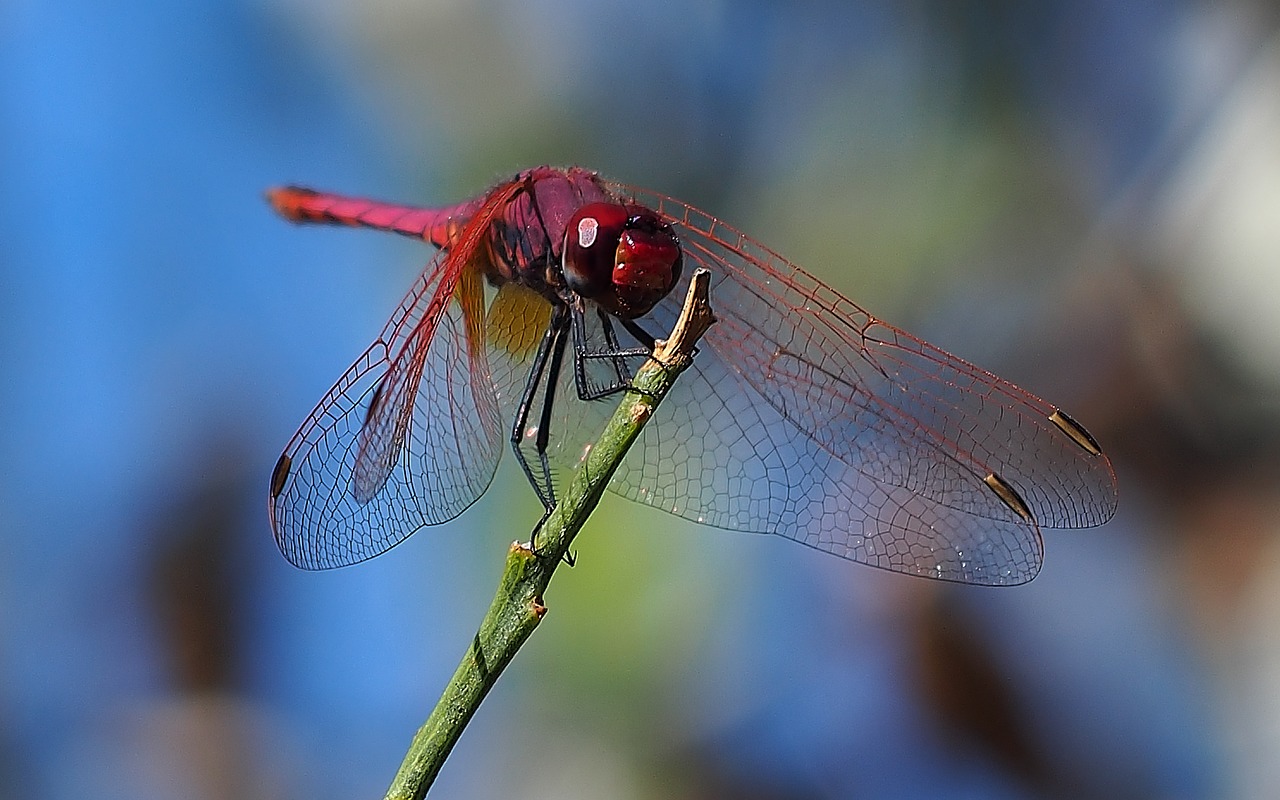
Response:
[269,209,508,569]
[601,180,1118,584]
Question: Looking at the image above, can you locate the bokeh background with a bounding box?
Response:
[4,1,1280,798]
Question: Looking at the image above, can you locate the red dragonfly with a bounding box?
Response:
[267,166,1117,583]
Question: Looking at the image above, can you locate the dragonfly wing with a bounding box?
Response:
[618,340,1045,584]
[601,181,1118,584]
[269,241,504,570]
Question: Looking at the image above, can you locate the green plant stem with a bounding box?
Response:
[383,270,715,800]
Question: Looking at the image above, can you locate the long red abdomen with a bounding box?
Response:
[267,186,472,249]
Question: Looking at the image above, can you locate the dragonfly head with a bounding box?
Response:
[562,202,683,319]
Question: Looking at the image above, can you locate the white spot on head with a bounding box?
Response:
[577,217,599,248]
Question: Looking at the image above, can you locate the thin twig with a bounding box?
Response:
[383,269,715,800]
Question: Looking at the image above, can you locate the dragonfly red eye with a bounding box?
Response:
[562,203,682,319]
[563,203,629,300]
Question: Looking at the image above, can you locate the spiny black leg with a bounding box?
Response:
[512,307,578,560]
[535,319,567,457]
[533,322,580,567]
[531,316,569,515]
[572,305,648,402]
[571,305,668,402]
[597,309,636,386]
[511,305,567,516]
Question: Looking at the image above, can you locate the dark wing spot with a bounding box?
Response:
[984,472,1033,522]
[1049,409,1103,456]
[364,378,385,428]
[270,453,292,500]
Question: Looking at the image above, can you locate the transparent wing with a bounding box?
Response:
[268,238,504,570]
[600,180,1118,585]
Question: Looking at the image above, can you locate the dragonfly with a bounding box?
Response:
[267,166,1117,584]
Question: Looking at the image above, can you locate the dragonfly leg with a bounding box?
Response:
[511,306,567,516]
[511,304,579,565]
[516,300,660,564]
[571,305,657,402]
[534,331,580,567]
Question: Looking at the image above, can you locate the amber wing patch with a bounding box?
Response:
[487,283,553,359]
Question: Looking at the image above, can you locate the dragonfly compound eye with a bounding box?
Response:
[562,202,630,301]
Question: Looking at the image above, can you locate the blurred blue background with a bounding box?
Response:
[4,1,1280,798]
